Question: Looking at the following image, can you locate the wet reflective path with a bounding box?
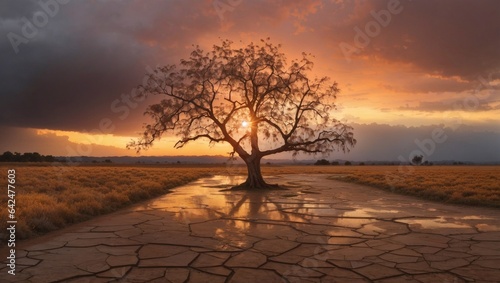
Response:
[3,175,500,282]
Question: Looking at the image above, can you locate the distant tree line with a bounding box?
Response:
[0,151,56,162]
[314,159,358,166]
[314,158,438,166]
[411,154,433,166]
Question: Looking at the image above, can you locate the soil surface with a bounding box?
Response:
[2,174,499,282]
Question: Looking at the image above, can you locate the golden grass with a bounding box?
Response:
[260,165,500,207]
[0,164,222,239]
[0,164,498,240]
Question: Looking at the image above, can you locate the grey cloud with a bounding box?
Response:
[1,0,499,137]
[327,0,500,80]
[0,126,131,156]
[0,0,222,134]
[331,123,500,163]
[399,100,500,112]
[380,77,474,94]
[0,0,332,134]
[0,0,39,18]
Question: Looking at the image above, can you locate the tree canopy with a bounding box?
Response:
[412,154,424,166]
[128,38,356,189]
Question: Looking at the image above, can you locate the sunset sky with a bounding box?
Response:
[0,0,499,162]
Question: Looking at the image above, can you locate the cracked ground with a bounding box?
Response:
[1,174,500,282]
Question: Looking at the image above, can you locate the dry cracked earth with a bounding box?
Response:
[1,174,500,282]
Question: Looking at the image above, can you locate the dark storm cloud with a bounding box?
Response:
[1,0,499,138]
[328,0,500,80]
[0,0,222,134]
[0,0,325,134]
[0,0,39,18]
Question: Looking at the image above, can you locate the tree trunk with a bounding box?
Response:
[232,155,277,190]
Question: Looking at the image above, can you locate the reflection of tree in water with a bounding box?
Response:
[162,176,356,247]
[178,191,294,226]
[191,188,343,227]
[211,191,314,247]
[224,192,331,223]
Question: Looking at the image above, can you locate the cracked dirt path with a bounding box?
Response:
[1,174,500,282]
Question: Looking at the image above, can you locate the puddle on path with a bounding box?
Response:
[343,208,400,218]
[146,175,332,224]
[476,223,500,232]
[398,217,471,229]
[140,176,496,240]
[396,217,480,234]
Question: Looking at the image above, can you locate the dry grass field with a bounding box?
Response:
[261,165,500,207]
[0,164,222,240]
[0,163,498,240]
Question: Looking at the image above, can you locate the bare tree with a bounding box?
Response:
[128,39,356,189]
